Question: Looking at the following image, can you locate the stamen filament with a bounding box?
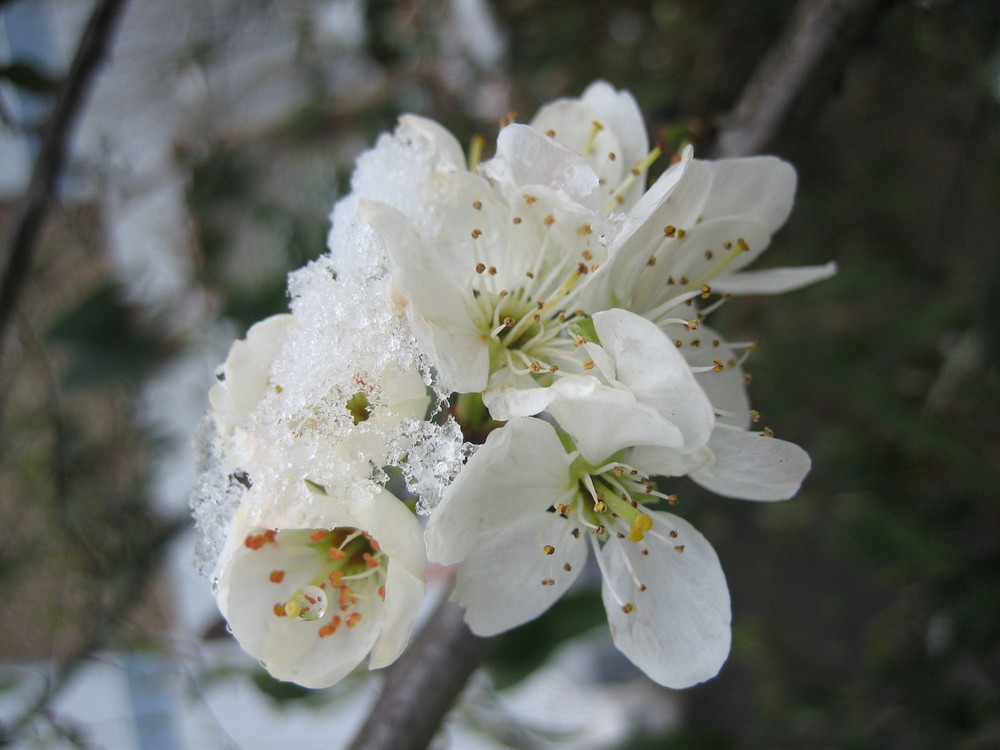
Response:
[602,146,663,215]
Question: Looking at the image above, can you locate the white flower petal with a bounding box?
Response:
[209,314,294,427]
[626,443,708,479]
[673,323,751,429]
[481,124,602,209]
[593,309,715,452]
[530,80,649,209]
[692,423,811,501]
[600,511,731,688]
[361,200,490,392]
[696,156,796,229]
[455,526,588,636]
[425,417,576,565]
[369,561,425,668]
[396,114,468,171]
[713,262,838,295]
[542,375,686,464]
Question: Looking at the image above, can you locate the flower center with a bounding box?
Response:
[567,458,669,543]
[246,526,388,639]
[473,270,591,380]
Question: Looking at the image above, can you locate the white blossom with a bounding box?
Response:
[425,415,731,689]
[213,487,425,689]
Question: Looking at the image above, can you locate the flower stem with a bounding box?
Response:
[347,597,496,750]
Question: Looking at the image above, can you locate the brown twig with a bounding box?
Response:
[0,0,129,344]
[710,0,897,158]
[347,598,497,750]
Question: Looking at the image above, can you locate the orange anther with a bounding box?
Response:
[310,530,327,542]
[363,552,380,568]
[346,613,362,628]
[328,547,346,560]
[273,603,286,617]
[269,570,285,583]
[329,570,345,587]
[378,585,386,600]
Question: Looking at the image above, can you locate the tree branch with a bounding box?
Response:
[0,0,129,343]
[347,598,497,750]
[710,0,897,158]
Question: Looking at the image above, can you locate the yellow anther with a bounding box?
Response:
[543,545,555,555]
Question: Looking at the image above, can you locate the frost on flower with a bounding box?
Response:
[213,487,425,688]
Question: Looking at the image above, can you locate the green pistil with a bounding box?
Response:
[567,453,656,543]
[346,391,371,424]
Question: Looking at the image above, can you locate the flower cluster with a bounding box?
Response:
[191,81,834,690]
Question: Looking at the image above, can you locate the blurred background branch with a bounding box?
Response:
[710,0,898,158]
[0,0,127,343]
[348,599,498,750]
